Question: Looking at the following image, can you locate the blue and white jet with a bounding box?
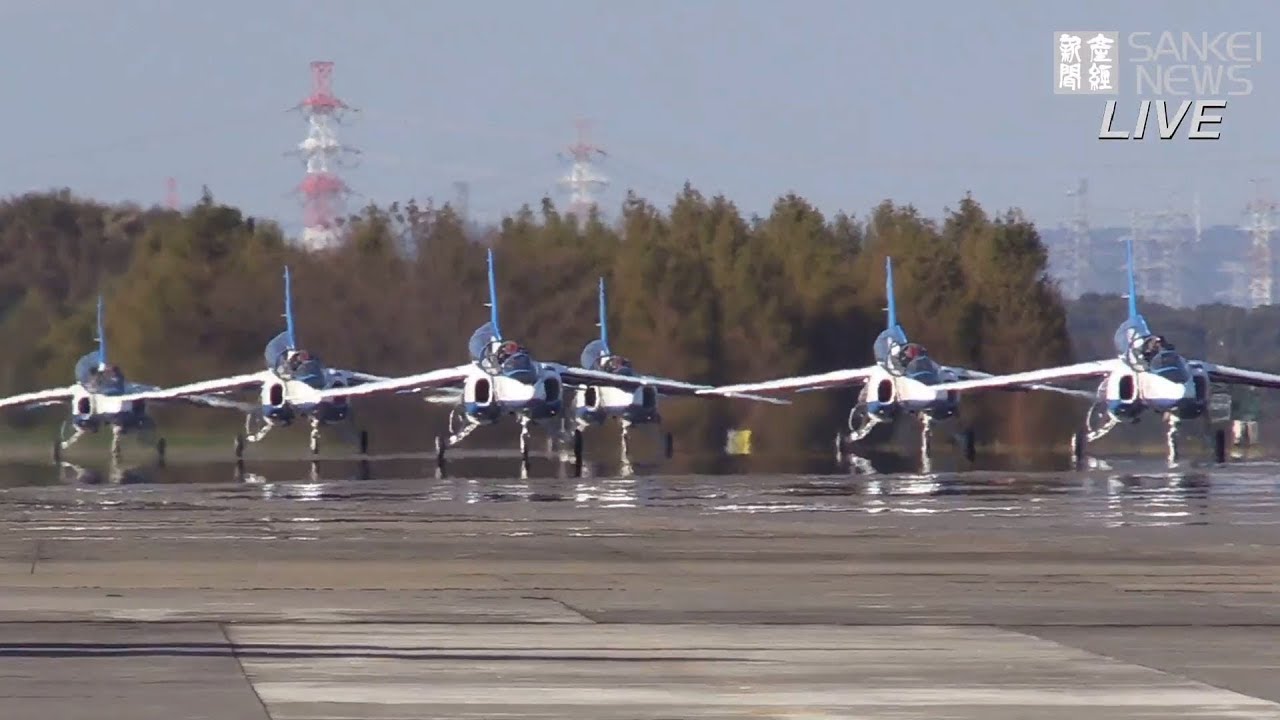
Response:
[312,249,785,469]
[125,267,389,456]
[700,256,1091,464]
[0,296,236,461]
[565,277,787,463]
[927,238,1280,464]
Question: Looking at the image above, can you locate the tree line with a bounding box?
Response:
[0,186,1109,454]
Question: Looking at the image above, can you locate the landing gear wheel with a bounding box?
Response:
[234,433,246,459]
[358,430,369,455]
[847,405,870,435]
[663,432,674,460]
[156,437,167,468]
[572,429,584,476]
[309,431,320,456]
[1071,429,1086,467]
[961,429,976,463]
[434,434,447,469]
[1213,427,1227,464]
[1085,402,1110,438]
[834,432,844,463]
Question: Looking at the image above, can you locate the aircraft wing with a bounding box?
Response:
[1194,362,1280,390]
[114,373,266,403]
[553,365,791,405]
[328,369,393,385]
[310,365,473,401]
[930,359,1121,394]
[120,382,258,411]
[696,366,878,397]
[942,366,1097,400]
[0,386,75,410]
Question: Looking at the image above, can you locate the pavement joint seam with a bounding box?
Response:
[219,622,275,720]
[1002,625,1280,707]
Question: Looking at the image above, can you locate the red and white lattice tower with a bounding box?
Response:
[558,119,608,216]
[165,177,180,211]
[290,61,359,250]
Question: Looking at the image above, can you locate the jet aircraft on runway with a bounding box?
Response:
[699,257,1092,466]
[0,296,237,462]
[119,267,389,456]
[925,238,1280,464]
[302,249,786,472]
[561,276,788,464]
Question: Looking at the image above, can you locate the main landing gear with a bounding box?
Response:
[1070,400,1227,468]
[834,405,975,470]
[233,411,369,459]
[52,418,166,467]
[436,410,582,477]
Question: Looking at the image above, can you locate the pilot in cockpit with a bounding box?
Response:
[496,340,521,363]
[896,343,925,367]
[1138,335,1172,362]
[602,355,630,373]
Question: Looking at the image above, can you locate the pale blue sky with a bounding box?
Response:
[1,1,1275,234]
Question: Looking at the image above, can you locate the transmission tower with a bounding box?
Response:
[557,119,608,216]
[289,61,359,251]
[1060,178,1090,298]
[452,180,470,223]
[1241,178,1278,308]
[165,177,179,211]
[1126,204,1195,308]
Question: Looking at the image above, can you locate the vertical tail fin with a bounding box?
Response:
[283,266,298,349]
[1125,236,1139,320]
[95,295,107,369]
[885,256,898,330]
[598,276,611,355]
[486,248,502,340]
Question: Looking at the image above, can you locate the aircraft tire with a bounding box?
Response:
[1071,429,1086,467]
[434,435,447,468]
[961,429,976,463]
[1213,427,1227,464]
[234,434,246,459]
[572,430,584,476]
[358,430,369,455]
[664,432,675,459]
[156,437,167,468]
[52,437,60,464]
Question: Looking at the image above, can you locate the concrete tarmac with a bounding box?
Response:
[2,464,1280,718]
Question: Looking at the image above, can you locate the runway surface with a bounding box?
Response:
[2,455,1280,718]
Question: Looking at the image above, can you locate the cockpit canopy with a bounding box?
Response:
[1124,332,1190,383]
[470,323,536,381]
[265,332,326,389]
[580,339,635,376]
[74,351,125,394]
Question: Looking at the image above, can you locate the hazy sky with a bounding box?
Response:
[1,0,1275,234]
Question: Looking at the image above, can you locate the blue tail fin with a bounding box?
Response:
[283,266,297,349]
[885,256,898,330]
[486,248,502,340]
[1125,237,1139,320]
[95,295,107,369]
[598,277,611,354]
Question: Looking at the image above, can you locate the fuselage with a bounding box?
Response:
[1106,318,1208,421]
[462,355,564,424]
[70,374,147,430]
[864,363,960,421]
[259,367,351,426]
[1104,354,1208,421]
[865,329,959,422]
[574,383,659,427]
